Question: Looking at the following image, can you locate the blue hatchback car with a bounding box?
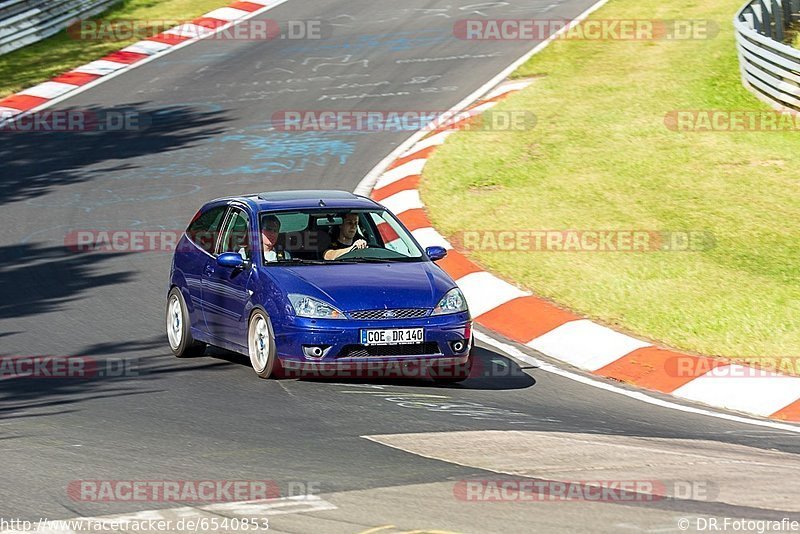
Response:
[166,190,473,382]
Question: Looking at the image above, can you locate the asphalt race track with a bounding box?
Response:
[2,1,799,532]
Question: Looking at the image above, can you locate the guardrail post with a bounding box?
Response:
[773,0,784,41]
[760,0,773,37]
[752,8,762,33]
[743,9,755,30]
[751,2,765,33]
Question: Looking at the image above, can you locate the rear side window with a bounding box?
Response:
[187,206,227,253]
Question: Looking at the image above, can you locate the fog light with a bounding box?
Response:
[302,345,331,358]
[449,340,467,353]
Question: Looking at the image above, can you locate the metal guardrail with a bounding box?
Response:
[734,0,800,110]
[0,0,120,55]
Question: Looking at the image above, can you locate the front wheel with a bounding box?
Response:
[248,310,277,379]
[166,288,206,358]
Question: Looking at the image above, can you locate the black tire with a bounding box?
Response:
[166,287,206,358]
[247,309,277,379]
[431,353,473,384]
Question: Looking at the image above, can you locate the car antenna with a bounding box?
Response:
[319,199,326,207]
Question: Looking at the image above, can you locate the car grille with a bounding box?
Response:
[336,342,441,358]
[348,308,429,320]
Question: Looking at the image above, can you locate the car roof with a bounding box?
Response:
[207,190,381,212]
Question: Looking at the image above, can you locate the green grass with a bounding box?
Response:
[422,0,800,359]
[788,22,800,49]
[0,0,228,98]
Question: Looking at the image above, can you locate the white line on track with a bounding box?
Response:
[475,330,800,434]
[354,0,611,196]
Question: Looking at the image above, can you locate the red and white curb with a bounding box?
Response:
[0,0,289,124]
[365,79,800,424]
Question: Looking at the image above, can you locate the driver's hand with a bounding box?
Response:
[352,239,368,250]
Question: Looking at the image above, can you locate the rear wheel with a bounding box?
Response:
[166,288,206,358]
[248,310,277,379]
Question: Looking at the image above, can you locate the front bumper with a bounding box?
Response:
[273,311,472,365]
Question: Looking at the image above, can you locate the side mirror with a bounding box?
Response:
[217,252,245,269]
[425,246,447,261]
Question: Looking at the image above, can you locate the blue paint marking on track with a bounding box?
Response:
[217,131,357,175]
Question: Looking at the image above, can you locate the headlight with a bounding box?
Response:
[431,288,468,316]
[288,294,345,319]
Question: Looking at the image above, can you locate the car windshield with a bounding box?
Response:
[258,209,425,264]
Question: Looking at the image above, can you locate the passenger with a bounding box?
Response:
[261,215,291,262]
[324,213,367,260]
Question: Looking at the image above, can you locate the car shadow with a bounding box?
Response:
[208,345,536,391]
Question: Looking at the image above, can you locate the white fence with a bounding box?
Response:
[735,0,800,110]
[0,0,119,55]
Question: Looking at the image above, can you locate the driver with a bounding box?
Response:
[323,213,367,260]
[261,215,291,262]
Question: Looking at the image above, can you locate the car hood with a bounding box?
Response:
[264,261,455,311]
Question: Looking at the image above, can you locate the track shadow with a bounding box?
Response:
[0,338,232,421]
[0,242,134,320]
[0,103,228,206]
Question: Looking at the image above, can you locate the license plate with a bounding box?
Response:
[361,328,424,345]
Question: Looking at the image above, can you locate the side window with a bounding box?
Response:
[369,212,415,256]
[186,206,227,254]
[219,208,251,260]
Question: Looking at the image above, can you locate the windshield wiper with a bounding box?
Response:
[273,258,327,265]
[337,257,399,263]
